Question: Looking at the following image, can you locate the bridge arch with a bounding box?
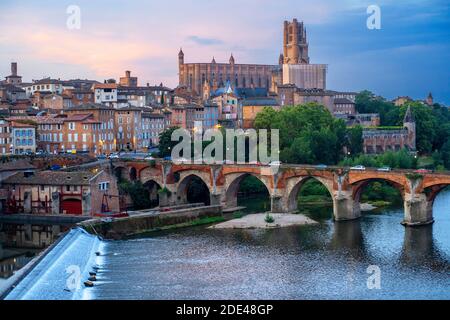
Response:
[143,179,162,208]
[176,172,212,205]
[140,166,163,187]
[223,173,271,208]
[129,167,138,181]
[423,183,450,210]
[352,178,405,204]
[113,165,128,182]
[285,176,334,213]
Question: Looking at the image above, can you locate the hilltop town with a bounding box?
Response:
[1,19,441,157]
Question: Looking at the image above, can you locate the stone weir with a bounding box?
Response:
[79,205,223,239]
[3,228,102,300]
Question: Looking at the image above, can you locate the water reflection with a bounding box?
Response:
[330,220,365,255]
[0,222,70,280]
[2,190,449,299]
[89,193,450,299]
[0,243,36,279]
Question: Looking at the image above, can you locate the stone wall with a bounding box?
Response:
[81,205,222,239]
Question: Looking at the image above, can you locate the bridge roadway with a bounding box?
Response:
[108,160,450,226]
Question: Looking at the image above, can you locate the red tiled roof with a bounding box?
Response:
[0,159,35,172]
[93,83,118,89]
[9,121,35,128]
[65,113,93,121]
[3,171,94,186]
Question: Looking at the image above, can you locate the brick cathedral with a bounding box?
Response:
[178,19,327,97]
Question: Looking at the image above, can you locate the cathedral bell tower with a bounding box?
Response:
[283,19,309,64]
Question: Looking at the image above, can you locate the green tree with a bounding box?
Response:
[158,126,181,157]
[254,102,347,165]
[399,102,437,154]
[441,140,450,170]
[347,125,363,156]
[355,90,397,125]
[118,181,152,210]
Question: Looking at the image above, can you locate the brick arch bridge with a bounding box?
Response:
[113,161,450,226]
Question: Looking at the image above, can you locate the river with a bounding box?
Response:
[81,190,450,300]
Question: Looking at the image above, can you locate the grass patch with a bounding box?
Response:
[368,200,391,207]
[233,211,245,219]
[298,195,332,204]
[264,213,275,223]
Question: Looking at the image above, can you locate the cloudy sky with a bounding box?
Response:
[1,0,449,104]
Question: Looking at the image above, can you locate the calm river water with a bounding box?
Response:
[86,191,450,300]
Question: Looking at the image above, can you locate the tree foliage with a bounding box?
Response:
[158,126,180,157]
[340,149,417,169]
[254,103,348,165]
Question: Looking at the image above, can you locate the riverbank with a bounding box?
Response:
[80,205,223,239]
[209,213,318,229]
[125,216,225,238]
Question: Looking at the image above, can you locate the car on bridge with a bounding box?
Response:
[119,152,151,160]
[414,168,433,174]
[315,164,328,169]
[173,157,190,164]
[377,166,391,172]
[350,165,366,171]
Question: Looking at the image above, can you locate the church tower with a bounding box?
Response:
[283,19,309,64]
[426,92,433,106]
[178,48,184,66]
[202,80,211,102]
[178,48,184,85]
[403,106,416,152]
[229,53,235,65]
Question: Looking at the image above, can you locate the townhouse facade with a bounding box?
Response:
[142,113,165,147]
[115,107,143,151]
[10,121,36,155]
[65,104,116,154]
[2,169,120,216]
[0,119,11,154]
[35,114,105,155]
[93,83,118,108]
[23,78,65,97]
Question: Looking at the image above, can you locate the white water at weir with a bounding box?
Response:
[5,228,104,300]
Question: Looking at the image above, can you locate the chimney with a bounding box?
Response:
[11,62,17,76]
[125,70,131,78]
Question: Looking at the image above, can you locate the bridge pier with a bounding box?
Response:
[402,193,434,226]
[158,192,171,207]
[271,195,285,213]
[333,193,361,221]
[210,193,222,206]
